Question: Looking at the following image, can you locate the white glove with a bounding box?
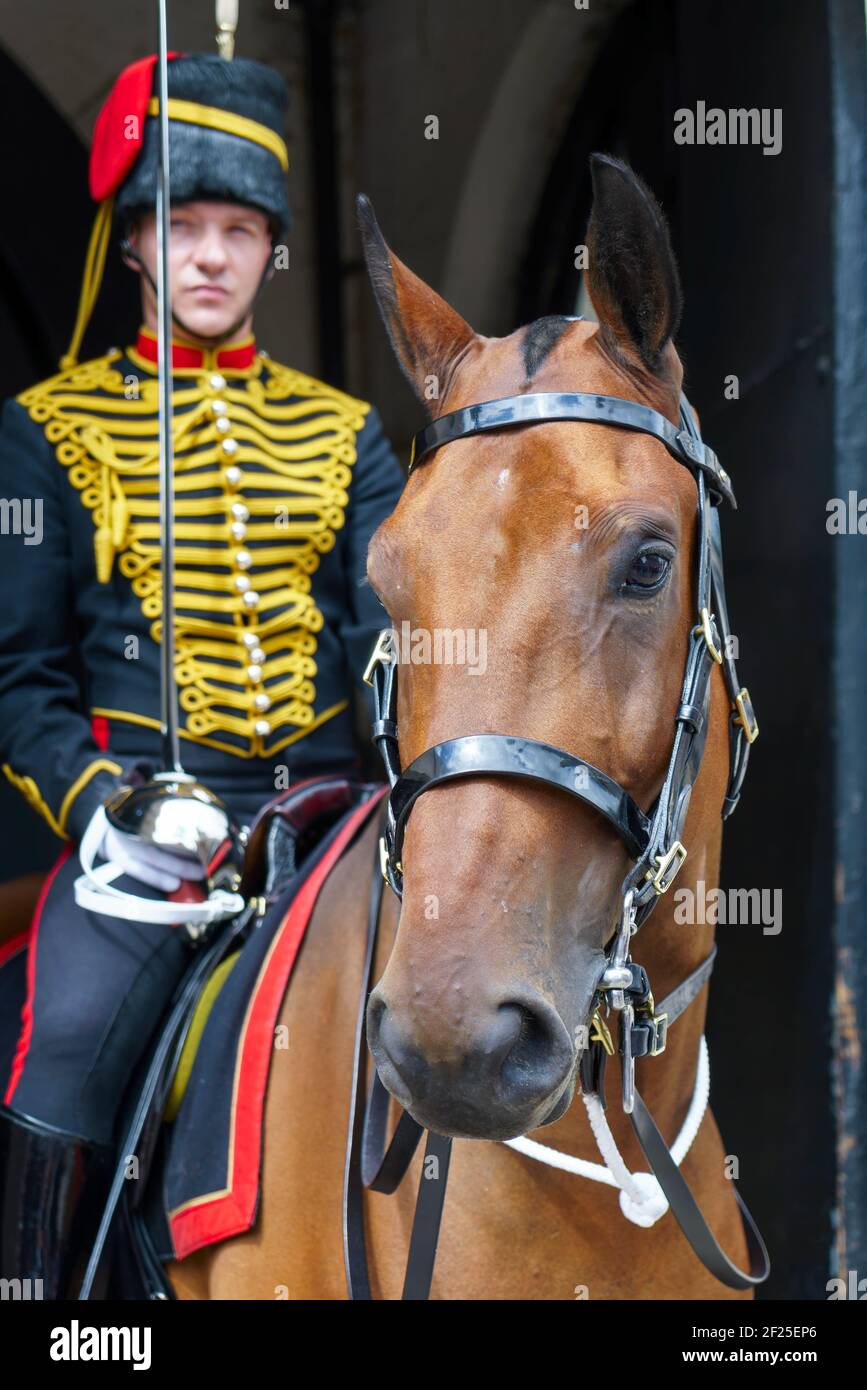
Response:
[99,822,209,893]
[75,806,244,929]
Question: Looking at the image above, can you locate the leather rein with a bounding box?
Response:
[343,381,769,1298]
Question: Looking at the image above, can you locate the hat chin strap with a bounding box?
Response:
[120,235,276,351]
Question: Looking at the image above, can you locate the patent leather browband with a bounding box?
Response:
[410,390,736,508]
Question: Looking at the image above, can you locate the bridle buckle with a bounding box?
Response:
[589,1007,615,1056]
[646,1007,669,1056]
[363,628,395,687]
[378,835,402,884]
[646,841,687,895]
[694,606,723,664]
[734,686,759,744]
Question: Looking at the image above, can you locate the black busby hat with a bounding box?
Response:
[61,50,290,369]
[115,54,291,238]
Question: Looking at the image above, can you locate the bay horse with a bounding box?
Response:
[165,154,766,1300]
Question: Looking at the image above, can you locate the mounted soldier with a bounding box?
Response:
[0,22,403,1299]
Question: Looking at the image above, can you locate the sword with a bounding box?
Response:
[74,0,245,935]
[155,0,180,774]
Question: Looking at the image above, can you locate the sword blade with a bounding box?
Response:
[155,0,181,773]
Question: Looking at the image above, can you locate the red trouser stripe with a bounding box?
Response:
[3,845,73,1105]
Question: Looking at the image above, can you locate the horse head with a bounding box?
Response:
[359,155,732,1141]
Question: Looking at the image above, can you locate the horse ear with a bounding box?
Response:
[584,153,682,375]
[356,193,477,411]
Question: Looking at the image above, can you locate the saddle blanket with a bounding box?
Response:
[156,785,386,1261]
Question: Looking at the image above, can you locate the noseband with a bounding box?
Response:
[358,375,769,1293]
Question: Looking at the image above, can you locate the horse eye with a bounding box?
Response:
[623,550,672,592]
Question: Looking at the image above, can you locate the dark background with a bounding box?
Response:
[0,0,863,1299]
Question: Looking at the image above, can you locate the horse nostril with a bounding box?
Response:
[496,999,574,1098]
[479,1004,524,1070]
[366,989,385,1044]
[366,993,427,1108]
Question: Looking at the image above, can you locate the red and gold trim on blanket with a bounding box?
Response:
[167,784,387,1259]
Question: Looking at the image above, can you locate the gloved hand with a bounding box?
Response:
[98,821,209,893]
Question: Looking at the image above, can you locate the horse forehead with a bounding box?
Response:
[401,418,691,527]
[440,319,597,409]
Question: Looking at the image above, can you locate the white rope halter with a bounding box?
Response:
[502,1034,710,1227]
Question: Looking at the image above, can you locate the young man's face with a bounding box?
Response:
[126,200,274,341]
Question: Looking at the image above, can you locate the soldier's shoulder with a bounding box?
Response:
[257,353,373,422]
[15,349,127,413]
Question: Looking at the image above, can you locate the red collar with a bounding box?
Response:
[133,326,257,371]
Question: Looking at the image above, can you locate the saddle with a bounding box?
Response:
[81,772,383,1300]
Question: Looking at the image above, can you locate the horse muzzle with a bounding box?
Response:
[365,985,576,1140]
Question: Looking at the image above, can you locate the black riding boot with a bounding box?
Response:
[0,1101,115,1300]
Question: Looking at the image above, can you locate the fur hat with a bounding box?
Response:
[110,54,291,237]
[61,52,291,368]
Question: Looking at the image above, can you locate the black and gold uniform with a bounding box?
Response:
[0,327,402,837]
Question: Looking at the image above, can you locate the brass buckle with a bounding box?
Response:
[734,686,759,744]
[694,607,723,664]
[589,1008,615,1056]
[378,836,402,883]
[650,1011,669,1050]
[646,841,687,895]
[363,628,394,687]
[648,1010,669,1056]
[635,988,668,1055]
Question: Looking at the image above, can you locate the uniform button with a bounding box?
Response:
[253,693,271,712]
[250,646,266,664]
[231,502,249,521]
[242,590,260,609]
[225,465,242,486]
[234,574,251,592]
[210,374,227,391]
[221,438,239,456]
[254,718,271,737]
[230,521,247,541]
[234,549,252,570]
[242,632,259,649]
[211,400,228,416]
[216,416,232,433]
[246,663,263,682]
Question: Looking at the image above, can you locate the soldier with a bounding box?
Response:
[0,50,404,1297]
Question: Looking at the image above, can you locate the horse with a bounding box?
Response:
[163,153,766,1300]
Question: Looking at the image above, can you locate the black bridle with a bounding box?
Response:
[350,378,768,1297]
[366,387,756,929]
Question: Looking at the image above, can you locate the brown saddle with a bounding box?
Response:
[239,772,382,903]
